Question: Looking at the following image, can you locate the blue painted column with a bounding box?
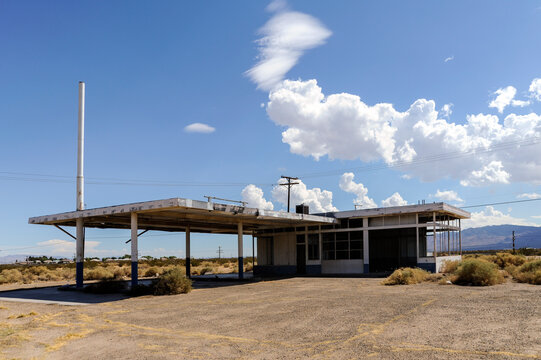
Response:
[185,226,191,278]
[238,222,243,280]
[363,224,369,273]
[76,217,85,288]
[131,212,138,287]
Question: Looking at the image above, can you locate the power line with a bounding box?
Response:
[280,175,300,212]
[461,197,541,209]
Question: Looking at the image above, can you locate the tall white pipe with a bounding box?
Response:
[77,81,85,211]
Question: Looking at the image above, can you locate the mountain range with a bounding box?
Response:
[462,225,541,250]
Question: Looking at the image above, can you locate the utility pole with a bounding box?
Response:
[512,231,516,254]
[216,246,224,259]
[280,176,300,212]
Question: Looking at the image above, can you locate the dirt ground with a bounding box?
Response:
[0,277,540,359]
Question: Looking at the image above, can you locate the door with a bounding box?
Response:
[296,244,306,274]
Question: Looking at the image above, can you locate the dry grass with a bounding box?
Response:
[382,268,431,285]
[452,259,505,286]
[512,259,541,285]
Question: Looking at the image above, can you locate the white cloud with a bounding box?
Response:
[531,215,541,219]
[36,239,102,256]
[463,206,536,229]
[460,161,510,187]
[489,86,516,113]
[271,178,337,213]
[266,79,541,186]
[184,123,215,134]
[440,103,453,118]
[511,99,531,107]
[245,3,331,91]
[444,56,454,63]
[241,184,274,210]
[381,192,407,207]
[433,189,463,203]
[339,172,376,209]
[529,78,541,101]
[517,192,541,199]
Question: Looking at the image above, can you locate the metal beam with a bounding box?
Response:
[54,225,76,240]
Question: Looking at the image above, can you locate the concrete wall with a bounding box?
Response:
[436,255,462,273]
[321,260,364,274]
[273,234,296,266]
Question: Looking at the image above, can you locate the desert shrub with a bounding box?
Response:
[26,266,49,276]
[153,268,192,295]
[493,253,526,269]
[382,267,430,285]
[84,267,114,280]
[245,262,254,272]
[513,260,541,285]
[453,259,504,286]
[441,260,459,274]
[113,266,131,279]
[144,267,160,277]
[199,266,213,275]
[84,280,126,294]
[0,269,24,284]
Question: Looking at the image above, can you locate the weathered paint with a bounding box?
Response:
[131,262,138,287]
[76,262,84,287]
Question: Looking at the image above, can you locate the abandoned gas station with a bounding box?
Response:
[28,197,470,287]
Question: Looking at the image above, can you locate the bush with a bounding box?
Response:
[441,260,459,274]
[513,260,541,285]
[0,269,24,284]
[144,267,160,277]
[382,268,430,285]
[199,266,213,275]
[493,253,526,269]
[153,268,192,295]
[113,266,131,279]
[453,259,504,286]
[84,267,114,280]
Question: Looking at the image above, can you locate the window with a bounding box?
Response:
[308,234,319,260]
[321,230,363,260]
[349,218,363,228]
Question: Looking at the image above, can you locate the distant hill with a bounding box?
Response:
[462,225,541,250]
[0,254,30,264]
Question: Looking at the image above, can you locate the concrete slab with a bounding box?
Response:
[0,285,127,305]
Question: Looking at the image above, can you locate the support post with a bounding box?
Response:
[447,217,450,255]
[459,219,462,256]
[238,222,244,279]
[76,217,84,288]
[186,226,191,278]
[131,213,138,287]
[415,214,419,264]
[252,231,255,268]
[433,212,437,259]
[363,218,369,273]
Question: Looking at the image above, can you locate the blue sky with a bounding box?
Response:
[1,0,541,259]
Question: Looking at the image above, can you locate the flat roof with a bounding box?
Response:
[28,198,337,234]
[318,202,470,219]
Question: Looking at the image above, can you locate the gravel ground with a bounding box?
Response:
[0,277,540,359]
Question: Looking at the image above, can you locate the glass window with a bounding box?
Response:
[308,234,319,260]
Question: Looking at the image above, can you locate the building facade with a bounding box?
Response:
[255,202,470,275]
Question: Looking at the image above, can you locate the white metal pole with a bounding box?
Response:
[186,226,191,277]
[77,81,85,211]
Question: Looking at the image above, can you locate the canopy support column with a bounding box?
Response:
[76,218,85,288]
[186,226,191,278]
[238,222,243,280]
[131,212,138,287]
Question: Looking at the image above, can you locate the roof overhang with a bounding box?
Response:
[28,198,337,234]
[319,202,470,220]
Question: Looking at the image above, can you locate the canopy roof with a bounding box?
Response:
[29,198,337,234]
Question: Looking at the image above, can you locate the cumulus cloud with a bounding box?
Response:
[433,189,463,203]
[440,103,453,118]
[245,2,331,91]
[36,239,102,256]
[517,192,541,199]
[489,86,517,113]
[339,172,376,208]
[266,79,541,185]
[460,161,510,187]
[444,56,454,63]
[381,192,407,207]
[241,184,274,210]
[271,178,337,213]
[529,78,541,101]
[463,206,536,229]
[184,123,215,134]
